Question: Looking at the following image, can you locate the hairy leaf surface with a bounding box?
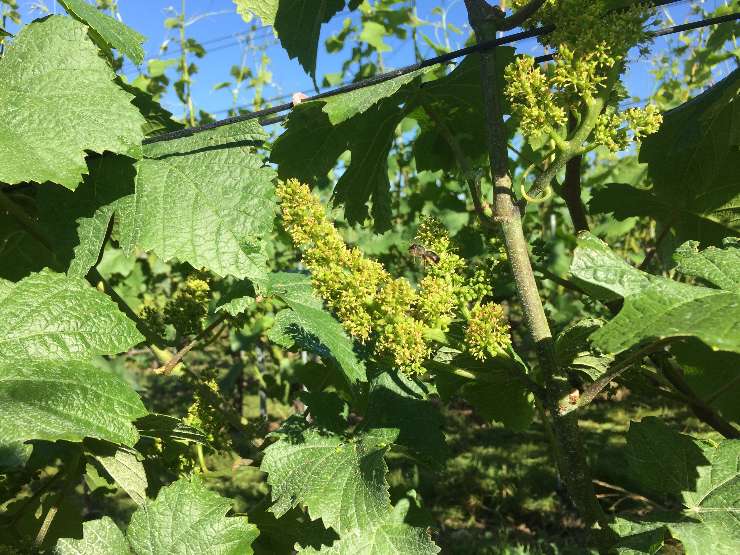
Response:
[571,234,740,355]
[119,131,276,282]
[261,417,390,534]
[267,272,366,384]
[0,359,146,446]
[0,16,145,189]
[56,478,258,554]
[59,0,146,63]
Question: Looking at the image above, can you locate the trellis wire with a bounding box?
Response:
[144,8,739,145]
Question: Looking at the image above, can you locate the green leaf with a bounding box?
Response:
[413,50,515,173]
[672,339,740,423]
[0,270,142,362]
[118,127,276,281]
[126,476,259,554]
[261,417,390,535]
[670,439,740,554]
[637,68,740,243]
[267,272,366,384]
[234,0,350,79]
[55,478,259,554]
[571,234,740,355]
[554,318,614,381]
[0,271,145,446]
[55,517,129,555]
[674,239,740,292]
[320,69,426,125]
[364,370,448,468]
[134,413,209,444]
[58,0,146,64]
[87,440,148,505]
[626,417,708,496]
[431,350,535,430]
[611,517,668,555]
[589,183,737,247]
[0,358,147,446]
[0,16,145,189]
[624,419,740,554]
[300,507,439,554]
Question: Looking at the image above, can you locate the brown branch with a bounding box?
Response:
[155,313,229,374]
[561,154,589,232]
[561,342,667,415]
[422,102,495,230]
[465,0,607,529]
[501,0,546,30]
[655,355,739,439]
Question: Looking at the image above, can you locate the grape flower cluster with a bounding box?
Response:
[277,179,511,374]
[505,0,662,152]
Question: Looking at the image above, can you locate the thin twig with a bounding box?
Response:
[422,103,495,230]
[156,314,229,374]
[562,342,667,415]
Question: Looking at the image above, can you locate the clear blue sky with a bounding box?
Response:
[10,0,723,120]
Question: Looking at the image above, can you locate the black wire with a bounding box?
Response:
[144,9,739,145]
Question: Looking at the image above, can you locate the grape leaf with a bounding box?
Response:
[589,183,737,247]
[629,68,740,244]
[0,16,145,189]
[126,476,259,554]
[267,272,366,384]
[571,234,740,355]
[670,439,740,554]
[300,506,439,554]
[261,417,390,534]
[554,318,614,380]
[320,69,427,125]
[0,156,135,281]
[0,358,147,446]
[134,413,209,444]
[119,130,276,282]
[624,420,740,555]
[626,418,708,496]
[674,239,740,292]
[0,270,145,446]
[0,270,142,362]
[233,0,359,80]
[55,517,129,555]
[58,0,146,64]
[430,349,535,430]
[363,370,449,468]
[673,339,740,423]
[87,440,148,505]
[56,477,259,554]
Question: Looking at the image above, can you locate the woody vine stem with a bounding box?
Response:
[463,0,607,528]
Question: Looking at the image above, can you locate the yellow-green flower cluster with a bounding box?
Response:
[164,277,211,336]
[593,105,662,152]
[465,303,512,361]
[505,0,659,149]
[512,0,652,56]
[415,217,467,330]
[184,374,231,451]
[277,181,514,374]
[504,56,567,137]
[277,179,429,373]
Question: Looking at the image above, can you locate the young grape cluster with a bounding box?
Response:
[277,179,512,374]
[505,0,662,151]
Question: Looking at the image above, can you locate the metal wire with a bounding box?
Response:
[143,8,739,145]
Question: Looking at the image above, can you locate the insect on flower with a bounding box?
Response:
[408,243,441,265]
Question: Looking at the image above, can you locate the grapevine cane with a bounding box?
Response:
[463,0,608,529]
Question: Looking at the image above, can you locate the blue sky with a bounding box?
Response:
[9,0,724,120]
